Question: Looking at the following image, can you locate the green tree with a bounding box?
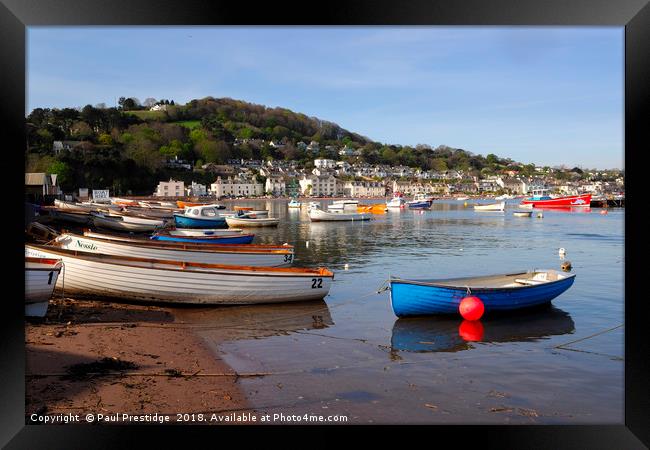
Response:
[47,160,72,190]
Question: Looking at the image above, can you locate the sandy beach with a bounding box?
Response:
[26,297,250,423]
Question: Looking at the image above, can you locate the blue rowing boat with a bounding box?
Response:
[388,270,575,317]
[173,214,227,229]
[151,233,255,244]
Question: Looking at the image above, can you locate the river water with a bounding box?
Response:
[173,198,624,424]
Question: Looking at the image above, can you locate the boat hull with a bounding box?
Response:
[25,257,62,317]
[474,201,505,211]
[521,194,591,208]
[25,245,333,306]
[174,214,227,229]
[56,233,293,267]
[92,215,160,232]
[407,201,432,209]
[225,217,279,227]
[309,208,371,222]
[152,234,255,244]
[389,272,575,317]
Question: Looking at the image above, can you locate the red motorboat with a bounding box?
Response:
[520,187,591,208]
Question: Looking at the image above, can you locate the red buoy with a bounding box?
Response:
[459,296,485,321]
[459,320,484,341]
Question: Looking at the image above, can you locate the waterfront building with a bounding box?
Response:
[265,177,286,196]
[155,179,185,197]
[210,176,264,198]
[342,181,385,197]
[299,174,338,197]
[186,181,208,197]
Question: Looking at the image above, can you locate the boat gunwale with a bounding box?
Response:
[26,244,331,277]
[62,233,293,255]
[389,271,576,291]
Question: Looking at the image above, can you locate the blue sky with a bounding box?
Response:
[27,27,623,169]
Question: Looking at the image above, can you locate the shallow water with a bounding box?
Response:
[173,199,624,424]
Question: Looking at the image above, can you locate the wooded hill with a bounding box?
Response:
[25,96,518,194]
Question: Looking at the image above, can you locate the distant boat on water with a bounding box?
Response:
[520,187,591,208]
[474,201,505,212]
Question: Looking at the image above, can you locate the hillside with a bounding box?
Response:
[25,96,518,194]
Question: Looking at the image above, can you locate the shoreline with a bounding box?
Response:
[26,297,250,424]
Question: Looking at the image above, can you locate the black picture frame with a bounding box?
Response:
[3,0,648,447]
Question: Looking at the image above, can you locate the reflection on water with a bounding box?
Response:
[172,300,333,346]
[193,198,623,423]
[391,307,575,353]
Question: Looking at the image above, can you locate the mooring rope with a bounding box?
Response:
[553,323,624,349]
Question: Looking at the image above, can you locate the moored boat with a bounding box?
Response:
[474,201,505,212]
[407,193,433,209]
[177,200,223,209]
[54,232,294,267]
[82,230,277,249]
[357,203,387,214]
[225,214,280,227]
[288,198,302,208]
[386,194,407,209]
[513,210,533,217]
[387,270,576,317]
[520,187,591,208]
[91,212,163,232]
[25,256,63,317]
[25,244,334,306]
[174,205,228,228]
[43,207,93,224]
[167,228,244,237]
[309,206,371,222]
[152,232,255,244]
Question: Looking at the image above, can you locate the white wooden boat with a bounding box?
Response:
[91,212,163,232]
[513,210,533,217]
[474,201,505,211]
[125,207,182,219]
[221,210,269,218]
[386,196,406,208]
[167,228,244,237]
[25,244,333,305]
[103,212,166,227]
[288,199,302,208]
[329,199,359,211]
[25,256,63,317]
[54,199,118,212]
[456,196,469,201]
[309,207,371,222]
[54,232,295,267]
[225,215,280,227]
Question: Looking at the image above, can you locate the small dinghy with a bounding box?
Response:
[309,205,371,222]
[225,213,280,227]
[387,270,576,317]
[91,212,164,232]
[474,201,505,212]
[288,198,302,208]
[513,211,533,217]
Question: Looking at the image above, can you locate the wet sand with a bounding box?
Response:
[26,297,249,423]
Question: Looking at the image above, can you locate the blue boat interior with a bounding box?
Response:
[390,270,575,290]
